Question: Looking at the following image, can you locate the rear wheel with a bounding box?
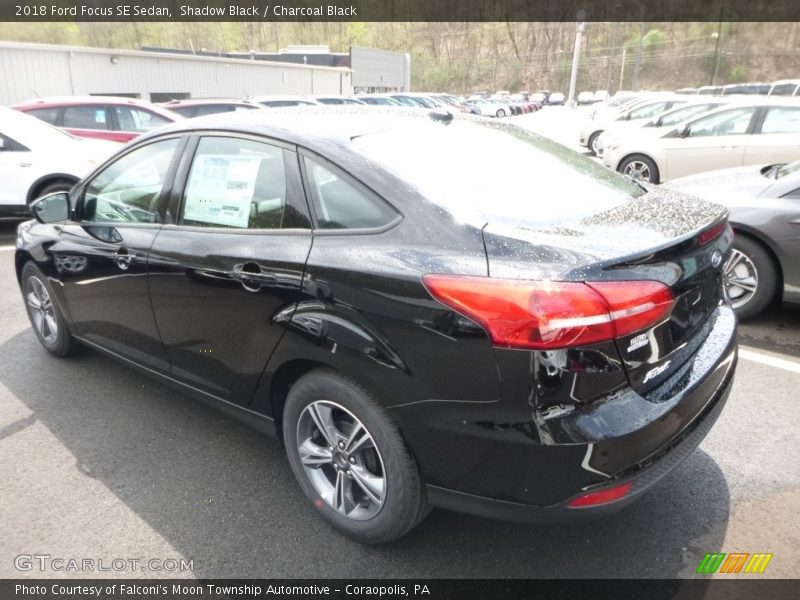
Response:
[723,235,778,320]
[283,369,428,543]
[619,154,659,183]
[21,262,80,356]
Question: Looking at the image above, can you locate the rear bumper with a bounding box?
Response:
[426,368,732,522]
[395,305,737,519]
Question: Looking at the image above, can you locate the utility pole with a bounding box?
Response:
[619,47,626,89]
[710,6,725,85]
[606,21,619,92]
[567,12,586,105]
[631,21,645,91]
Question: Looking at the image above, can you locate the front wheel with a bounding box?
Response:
[21,262,80,356]
[496,109,506,118]
[618,154,659,183]
[283,369,428,543]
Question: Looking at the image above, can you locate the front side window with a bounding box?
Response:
[656,104,716,127]
[304,158,399,230]
[626,101,672,120]
[686,108,757,137]
[113,106,171,132]
[82,138,179,224]
[181,136,307,230]
[63,106,110,130]
[760,107,800,134]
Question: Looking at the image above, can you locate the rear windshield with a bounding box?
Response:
[351,120,644,226]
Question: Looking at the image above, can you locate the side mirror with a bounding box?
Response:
[678,124,691,137]
[30,192,70,224]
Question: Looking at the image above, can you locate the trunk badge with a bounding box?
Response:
[711,250,723,268]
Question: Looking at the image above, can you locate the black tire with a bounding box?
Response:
[21,262,81,357]
[283,368,429,543]
[726,235,778,321]
[587,131,601,156]
[618,154,660,183]
[496,109,506,118]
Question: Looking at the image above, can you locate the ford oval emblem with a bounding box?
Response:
[711,250,723,268]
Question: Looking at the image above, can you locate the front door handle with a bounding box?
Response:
[231,262,276,291]
[115,247,134,270]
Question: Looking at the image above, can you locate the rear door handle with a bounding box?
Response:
[115,247,134,270]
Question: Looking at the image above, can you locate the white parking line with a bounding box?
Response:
[0,245,15,252]
[739,347,800,374]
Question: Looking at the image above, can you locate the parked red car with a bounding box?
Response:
[14,96,182,143]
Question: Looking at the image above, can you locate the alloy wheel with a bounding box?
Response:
[26,276,58,344]
[296,400,386,520]
[723,248,758,309]
[622,160,651,182]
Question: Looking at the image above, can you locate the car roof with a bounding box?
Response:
[15,95,156,107]
[138,106,474,149]
[163,98,256,107]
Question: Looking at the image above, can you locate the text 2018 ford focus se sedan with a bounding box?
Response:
[16,109,737,543]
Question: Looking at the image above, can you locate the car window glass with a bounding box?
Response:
[0,133,27,151]
[659,104,714,127]
[181,137,305,230]
[193,105,236,117]
[687,108,756,137]
[26,107,60,125]
[760,107,800,134]
[783,187,800,199]
[82,138,179,224]
[627,101,670,120]
[63,106,110,130]
[770,83,799,96]
[304,157,398,230]
[114,106,170,132]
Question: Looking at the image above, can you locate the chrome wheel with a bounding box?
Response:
[622,160,651,182]
[26,276,58,344]
[723,248,758,309]
[296,400,386,520]
[591,134,601,155]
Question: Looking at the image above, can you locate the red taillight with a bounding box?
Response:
[698,220,728,245]
[422,275,674,350]
[567,482,632,508]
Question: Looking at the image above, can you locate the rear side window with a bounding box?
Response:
[63,106,110,130]
[181,136,309,230]
[626,101,672,120]
[25,107,60,125]
[760,107,800,134]
[304,157,399,230]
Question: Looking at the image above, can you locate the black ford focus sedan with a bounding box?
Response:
[16,109,737,543]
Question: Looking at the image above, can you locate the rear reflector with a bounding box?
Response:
[567,482,632,508]
[698,220,728,246]
[422,275,674,350]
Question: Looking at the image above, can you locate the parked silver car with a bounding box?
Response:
[668,161,800,319]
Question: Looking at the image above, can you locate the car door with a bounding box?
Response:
[51,135,186,371]
[743,106,800,166]
[0,132,28,209]
[147,134,313,405]
[664,106,758,180]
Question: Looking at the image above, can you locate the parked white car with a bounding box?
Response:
[0,107,120,218]
[596,99,731,157]
[602,99,800,183]
[577,91,595,105]
[580,95,687,155]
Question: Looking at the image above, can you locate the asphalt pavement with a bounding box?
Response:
[1,131,799,579]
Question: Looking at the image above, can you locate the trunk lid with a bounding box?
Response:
[482,187,731,395]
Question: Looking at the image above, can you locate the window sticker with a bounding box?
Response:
[183,155,261,228]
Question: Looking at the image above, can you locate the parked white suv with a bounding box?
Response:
[0,107,119,218]
[602,99,800,183]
